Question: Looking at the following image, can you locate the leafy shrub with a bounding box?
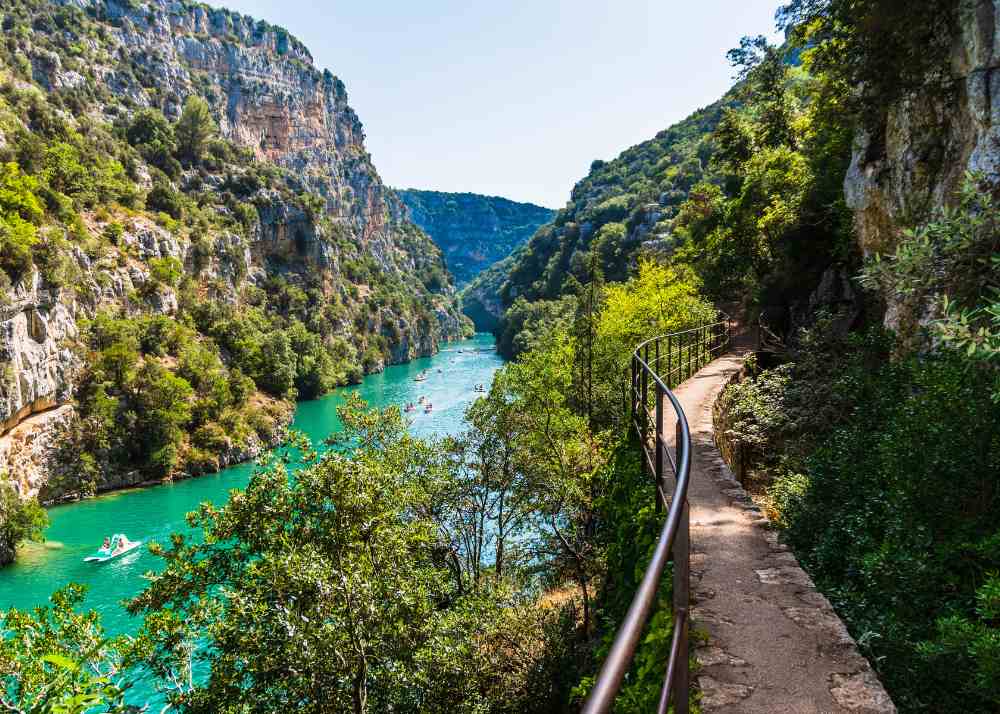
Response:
[779,350,1000,712]
[725,308,1000,711]
[0,161,43,278]
[0,584,133,711]
[0,482,48,564]
[146,177,183,219]
[147,255,182,287]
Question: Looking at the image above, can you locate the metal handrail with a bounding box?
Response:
[582,315,732,714]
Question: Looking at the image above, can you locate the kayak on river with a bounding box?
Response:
[85,534,141,563]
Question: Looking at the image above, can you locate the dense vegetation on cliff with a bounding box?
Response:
[475,99,727,355]
[0,0,468,509]
[699,1,1000,711]
[396,189,554,286]
[475,0,996,710]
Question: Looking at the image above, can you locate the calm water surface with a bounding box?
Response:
[0,334,501,696]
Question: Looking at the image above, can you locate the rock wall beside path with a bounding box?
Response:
[844,0,1000,340]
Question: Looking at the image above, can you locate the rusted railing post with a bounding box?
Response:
[673,418,690,714]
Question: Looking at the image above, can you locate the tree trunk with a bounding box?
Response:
[577,567,591,635]
[353,662,368,714]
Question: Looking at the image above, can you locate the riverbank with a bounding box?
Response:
[1,336,488,506]
[0,335,503,657]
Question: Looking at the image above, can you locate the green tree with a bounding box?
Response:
[126,108,180,176]
[443,393,535,588]
[130,402,467,713]
[491,330,601,633]
[570,250,606,430]
[174,96,217,166]
[0,481,48,565]
[0,584,135,713]
[0,162,44,279]
[132,362,194,476]
[777,0,957,129]
[258,330,297,397]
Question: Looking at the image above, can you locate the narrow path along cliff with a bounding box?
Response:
[666,355,896,714]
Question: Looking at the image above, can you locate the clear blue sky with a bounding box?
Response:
[212,0,785,208]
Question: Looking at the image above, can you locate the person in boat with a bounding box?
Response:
[97,534,122,556]
[107,533,133,556]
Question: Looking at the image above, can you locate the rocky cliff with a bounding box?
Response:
[844,0,999,333]
[0,0,468,498]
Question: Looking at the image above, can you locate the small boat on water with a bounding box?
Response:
[404,403,416,413]
[85,534,141,563]
[424,403,433,413]
[418,395,425,404]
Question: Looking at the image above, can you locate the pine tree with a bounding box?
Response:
[175,96,217,166]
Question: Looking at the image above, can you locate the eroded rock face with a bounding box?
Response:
[91,0,414,280]
[844,0,1000,332]
[0,276,80,435]
[0,405,74,498]
[0,217,186,436]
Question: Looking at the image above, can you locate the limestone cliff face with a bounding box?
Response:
[0,278,78,435]
[87,0,440,287]
[0,0,467,495]
[844,0,1000,329]
[0,216,185,450]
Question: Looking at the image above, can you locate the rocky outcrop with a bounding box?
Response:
[85,0,434,290]
[0,217,186,436]
[844,0,1000,330]
[0,405,74,498]
[0,277,80,435]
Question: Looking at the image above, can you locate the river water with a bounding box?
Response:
[0,334,502,669]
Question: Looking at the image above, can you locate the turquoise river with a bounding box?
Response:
[0,333,502,704]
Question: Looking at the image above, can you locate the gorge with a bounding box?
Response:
[3,0,1000,712]
[0,0,470,507]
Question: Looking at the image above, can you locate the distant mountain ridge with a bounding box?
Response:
[396,189,554,287]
